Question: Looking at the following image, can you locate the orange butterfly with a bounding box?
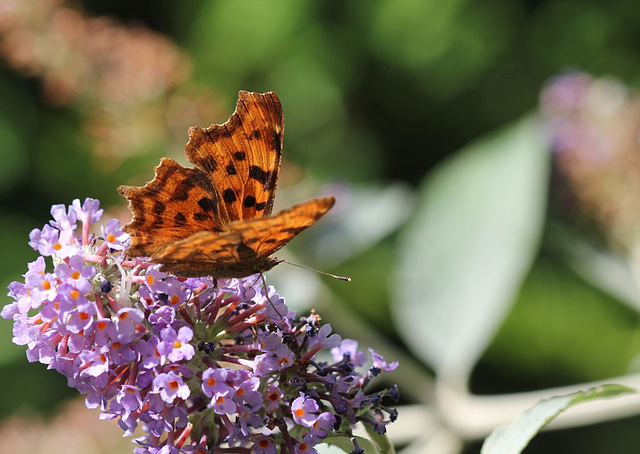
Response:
[118,91,335,278]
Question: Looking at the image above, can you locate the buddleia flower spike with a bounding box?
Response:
[3,198,399,454]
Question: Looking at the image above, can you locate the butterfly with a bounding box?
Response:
[118,90,335,279]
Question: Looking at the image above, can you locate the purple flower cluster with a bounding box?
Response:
[3,198,399,454]
[540,72,620,160]
[540,72,640,249]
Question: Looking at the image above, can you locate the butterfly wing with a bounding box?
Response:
[154,197,335,278]
[118,157,224,258]
[119,91,334,279]
[184,91,283,223]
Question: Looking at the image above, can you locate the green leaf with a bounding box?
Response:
[546,223,640,310]
[324,435,382,454]
[312,183,414,265]
[363,423,396,454]
[393,115,550,377]
[481,384,636,454]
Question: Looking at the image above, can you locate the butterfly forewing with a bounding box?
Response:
[118,157,224,257]
[184,91,283,223]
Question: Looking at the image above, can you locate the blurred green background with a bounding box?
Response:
[4,1,640,453]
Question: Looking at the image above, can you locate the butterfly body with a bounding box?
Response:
[119,91,334,278]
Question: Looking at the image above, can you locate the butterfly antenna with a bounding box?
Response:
[277,259,352,282]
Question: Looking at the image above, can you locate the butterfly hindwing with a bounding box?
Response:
[154,197,335,278]
[184,91,283,223]
[245,197,335,260]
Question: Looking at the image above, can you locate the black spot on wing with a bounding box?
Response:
[226,163,237,175]
[272,129,281,153]
[236,242,257,261]
[199,154,218,172]
[255,202,266,211]
[243,195,256,207]
[174,212,186,225]
[223,188,237,203]
[151,201,166,227]
[173,178,194,201]
[193,212,209,222]
[197,197,217,213]
[282,227,305,234]
[153,200,166,216]
[249,166,268,185]
[233,151,246,161]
